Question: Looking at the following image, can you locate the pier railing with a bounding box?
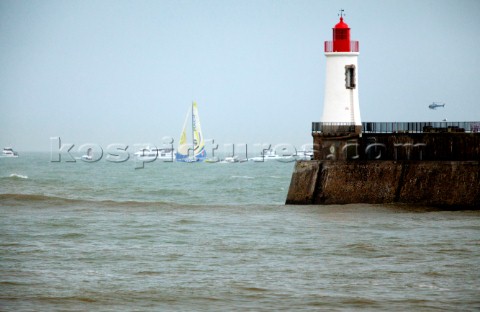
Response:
[312,122,480,134]
[362,121,480,133]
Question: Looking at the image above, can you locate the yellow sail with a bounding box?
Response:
[192,102,206,160]
[176,109,190,160]
[175,101,207,161]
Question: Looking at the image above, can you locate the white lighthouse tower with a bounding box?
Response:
[321,11,361,131]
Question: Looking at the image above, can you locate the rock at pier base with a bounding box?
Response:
[285,161,320,204]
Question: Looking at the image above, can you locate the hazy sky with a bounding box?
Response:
[1,0,479,151]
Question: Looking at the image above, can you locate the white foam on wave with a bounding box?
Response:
[230,175,254,179]
[9,173,28,179]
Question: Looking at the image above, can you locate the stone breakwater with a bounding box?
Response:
[286,160,480,209]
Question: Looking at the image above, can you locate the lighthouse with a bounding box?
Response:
[321,11,361,131]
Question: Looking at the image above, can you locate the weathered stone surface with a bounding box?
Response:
[286,160,480,208]
[285,160,320,205]
[315,161,402,204]
[398,161,480,207]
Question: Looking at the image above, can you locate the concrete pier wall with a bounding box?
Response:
[286,160,480,208]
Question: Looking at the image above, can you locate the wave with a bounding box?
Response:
[0,193,269,209]
[0,193,180,208]
[230,175,255,179]
[5,173,28,179]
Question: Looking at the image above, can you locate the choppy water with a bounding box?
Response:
[1,153,479,311]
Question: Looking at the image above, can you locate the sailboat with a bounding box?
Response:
[175,101,207,162]
[81,147,93,160]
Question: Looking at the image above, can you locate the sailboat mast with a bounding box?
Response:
[192,101,195,161]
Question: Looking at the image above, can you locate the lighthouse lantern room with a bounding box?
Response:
[321,11,361,131]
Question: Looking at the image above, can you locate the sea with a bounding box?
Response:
[1,152,479,311]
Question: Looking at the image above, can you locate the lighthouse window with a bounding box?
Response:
[334,29,348,40]
[345,65,356,89]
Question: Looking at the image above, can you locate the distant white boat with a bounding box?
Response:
[220,155,247,163]
[1,147,18,158]
[295,148,314,160]
[81,148,93,160]
[220,144,248,163]
[250,149,295,162]
[134,147,176,161]
[223,156,240,163]
[205,157,220,163]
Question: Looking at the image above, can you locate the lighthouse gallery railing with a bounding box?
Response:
[324,41,359,52]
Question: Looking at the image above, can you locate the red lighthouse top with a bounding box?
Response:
[334,16,349,30]
[333,17,351,52]
[325,11,359,53]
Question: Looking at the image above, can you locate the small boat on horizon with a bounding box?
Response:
[134,147,176,162]
[1,147,19,158]
[295,148,314,161]
[220,155,248,163]
[219,144,248,163]
[250,148,296,162]
[81,147,93,161]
